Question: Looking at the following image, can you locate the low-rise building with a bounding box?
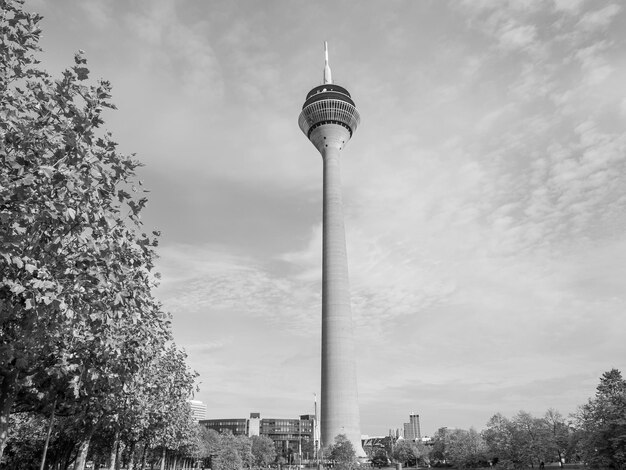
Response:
[200,417,248,435]
[200,412,317,460]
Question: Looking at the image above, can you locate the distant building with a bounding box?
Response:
[362,435,393,455]
[249,412,261,437]
[187,400,207,422]
[202,417,248,435]
[200,413,317,459]
[403,413,421,441]
[261,414,315,456]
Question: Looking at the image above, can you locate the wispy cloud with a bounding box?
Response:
[122,1,223,103]
[156,244,321,332]
[577,4,621,31]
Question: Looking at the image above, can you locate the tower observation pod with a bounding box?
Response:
[298,42,365,458]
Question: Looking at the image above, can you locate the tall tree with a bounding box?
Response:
[431,427,449,462]
[214,445,243,470]
[1,1,174,464]
[328,434,357,470]
[483,413,521,466]
[392,439,421,467]
[544,409,572,466]
[512,411,549,467]
[441,428,487,468]
[251,435,276,467]
[213,432,248,470]
[370,448,390,468]
[575,369,626,470]
[145,347,198,464]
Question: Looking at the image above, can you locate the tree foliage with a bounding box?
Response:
[370,448,390,468]
[431,427,487,468]
[543,409,572,467]
[0,1,197,468]
[482,410,576,469]
[251,435,277,467]
[392,439,424,467]
[214,445,243,470]
[328,434,357,470]
[575,369,626,470]
[483,412,547,468]
[210,432,254,470]
[482,372,626,470]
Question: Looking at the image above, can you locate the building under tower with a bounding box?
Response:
[298,42,365,457]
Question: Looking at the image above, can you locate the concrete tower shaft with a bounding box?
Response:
[298,44,364,458]
[316,125,363,455]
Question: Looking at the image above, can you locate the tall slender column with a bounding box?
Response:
[298,42,363,457]
[317,134,362,454]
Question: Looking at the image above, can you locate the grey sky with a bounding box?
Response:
[27,0,626,436]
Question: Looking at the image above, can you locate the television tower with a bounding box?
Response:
[298,42,364,457]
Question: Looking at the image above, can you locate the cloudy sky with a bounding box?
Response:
[26,0,626,436]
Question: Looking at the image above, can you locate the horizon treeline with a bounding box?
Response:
[373,369,625,470]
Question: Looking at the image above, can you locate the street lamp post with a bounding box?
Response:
[299,418,302,468]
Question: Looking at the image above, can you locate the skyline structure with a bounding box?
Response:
[298,43,364,456]
[403,413,422,441]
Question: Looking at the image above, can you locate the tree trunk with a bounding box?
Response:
[0,369,19,460]
[63,441,76,470]
[140,441,148,470]
[108,431,120,470]
[73,432,93,470]
[116,441,126,470]
[160,448,166,470]
[172,455,178,470]
[128,441,136,470]
[40,398,57,470]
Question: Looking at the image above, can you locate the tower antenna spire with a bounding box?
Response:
[324,41,333,84]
